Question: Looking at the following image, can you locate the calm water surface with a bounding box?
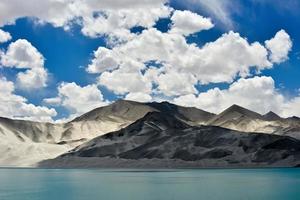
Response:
[0,168,299,200]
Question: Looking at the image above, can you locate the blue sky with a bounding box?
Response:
[0,0,299,121]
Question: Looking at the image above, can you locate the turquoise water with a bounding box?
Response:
[0,168,300,200]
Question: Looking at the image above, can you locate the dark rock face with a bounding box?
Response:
[146,101,215,123]
[40,112,300,168]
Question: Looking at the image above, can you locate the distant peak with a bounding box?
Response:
[288,116,300,120]
[226,104,250,112]
[266,111,276,114]
[216,104,262,119]
[263,111,281,121]
[230,104,244,109]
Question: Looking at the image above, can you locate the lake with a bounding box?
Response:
[0,168,300,200]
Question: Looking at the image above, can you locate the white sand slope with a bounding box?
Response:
[0,140,70,167]
[0,118,131,167]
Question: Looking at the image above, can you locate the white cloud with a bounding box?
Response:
[1,39,44,68]
[44,82,108,117]
[191,31,272,83]
[282,96,300,117]
[88,27,290,98]
[80,2,171,41]
[87,47,119,73]
[0,29,11,43]
[16,68,48,89]
[0,0,171,41]
[174,76,300,118]
[1,39,48,89]
[182,0,235,28]
[43,96,61,105]
[98,66,152,95]
[169,10,214,36]
[265,29,292,64]
[0,77,56,122]
[109,28,189,64]
[125,92,152,102]
[155,70,198,96]
[0,0,75,27]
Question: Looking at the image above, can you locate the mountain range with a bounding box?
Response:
[1,100,300,168]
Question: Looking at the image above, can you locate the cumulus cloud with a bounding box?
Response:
[16,68,48,89]
[174,76,300,118]
[191,31,272,83]
[265,29,292,64]
[0,0,75,27]
[44,82,108,117]
[0,29,11,43]
[155,70,198,96]
[80,2,171,42]
[1,39,48,89]
[0,0,171,41]
[125,92,152,102]
[169,10,214,36]
[98,66,152,95]
[87,47,119,73]
[1,39,44,68]
[0,77,56,121]
[87,27,291,98]
[182,0,236,28]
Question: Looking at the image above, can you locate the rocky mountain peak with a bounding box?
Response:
[263,111,281,121]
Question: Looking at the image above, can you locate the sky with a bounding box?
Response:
[0,0,300,122]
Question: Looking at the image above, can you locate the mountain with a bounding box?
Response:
[208,105,300,139]
[1,100,300,167]
[208,104,262,124]
[39,111,300,168]
[207,104,274,133]
[0,100,213,167]
[0,100,151,166]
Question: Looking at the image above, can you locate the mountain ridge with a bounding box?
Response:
[1,100,300,167]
